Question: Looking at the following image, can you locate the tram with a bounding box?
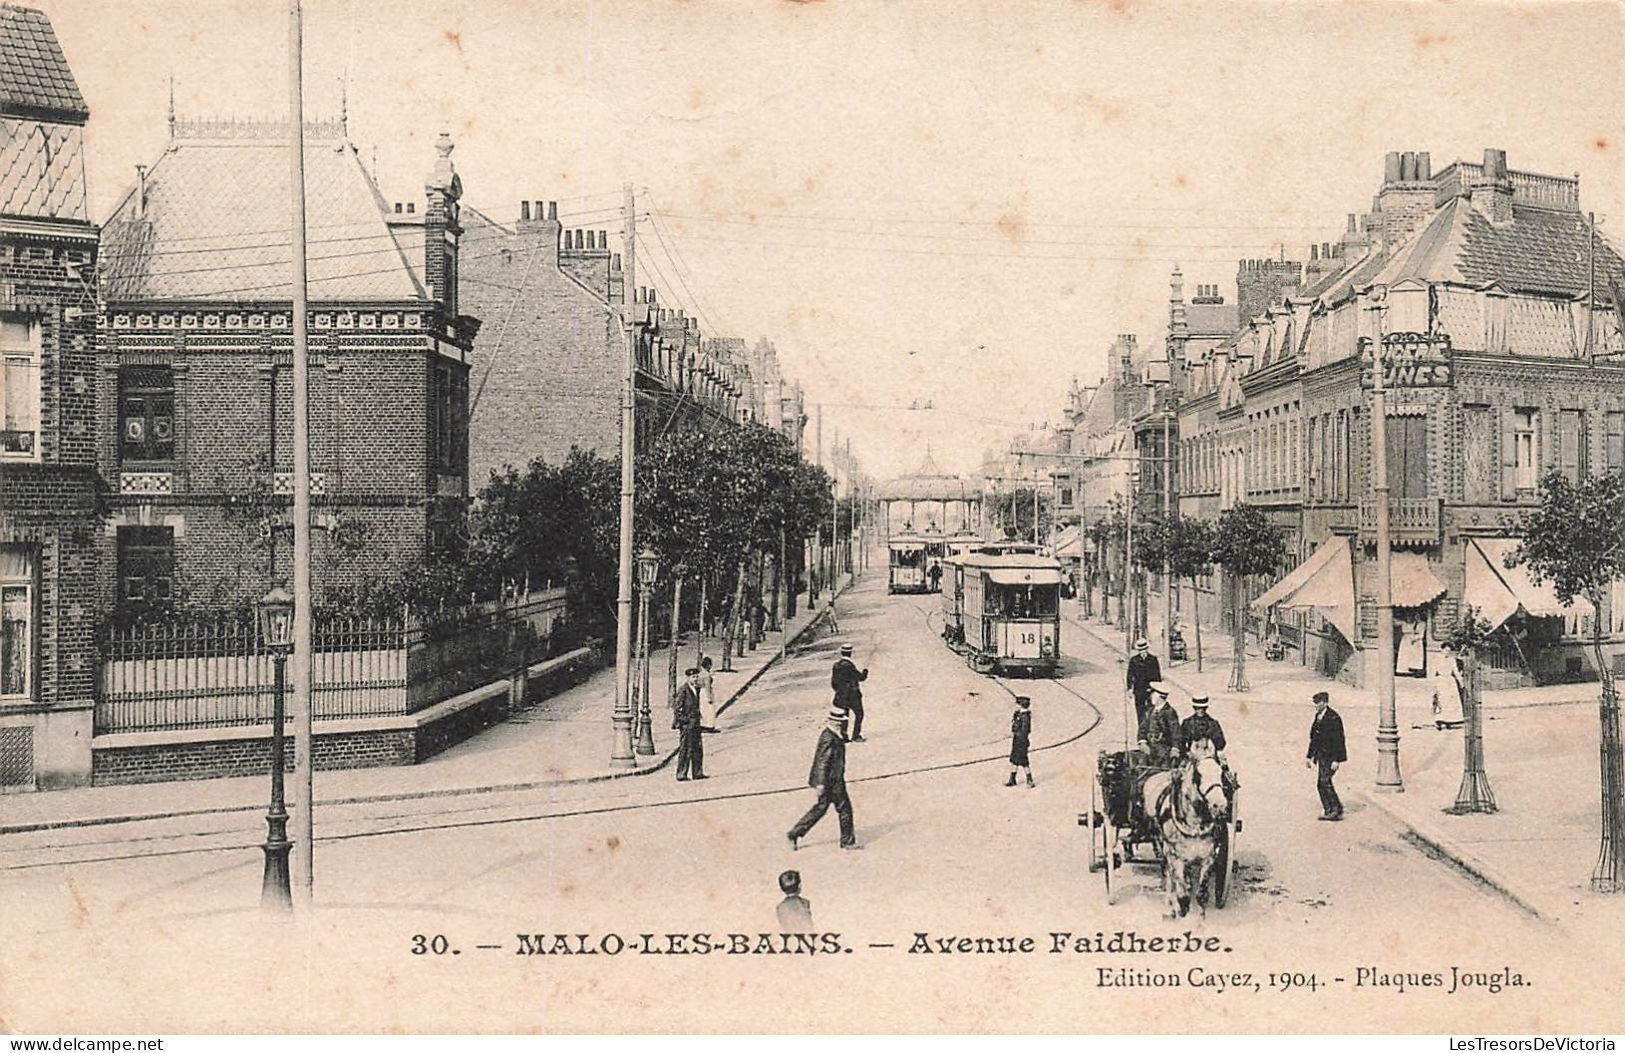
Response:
[945,529,983,562]
[887,532,929,594]
[940,549,1063,676]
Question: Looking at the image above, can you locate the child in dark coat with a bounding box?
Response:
[1005,695,1034,788]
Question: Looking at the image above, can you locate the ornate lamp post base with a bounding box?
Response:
[261,811,293,913]
[1447,772,1498,815]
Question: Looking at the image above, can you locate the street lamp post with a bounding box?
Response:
[1366,292,1404,792]
[634,548,660,756]
[256,586,294,913]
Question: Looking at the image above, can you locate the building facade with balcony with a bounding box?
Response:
[0,4,99,788]
[97,119,477,618]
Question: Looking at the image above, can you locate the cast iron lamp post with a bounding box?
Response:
[634,548,660,755]
[256,586,294,913]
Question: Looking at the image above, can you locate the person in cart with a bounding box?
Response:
[1181,695,1238,799]
[1137,681,1182,768]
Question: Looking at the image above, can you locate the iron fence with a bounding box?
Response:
[96,588,569,734]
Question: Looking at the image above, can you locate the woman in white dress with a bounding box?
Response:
[699,655,720,732]
[1431,645,1466,729]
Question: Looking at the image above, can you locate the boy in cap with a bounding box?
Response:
[831,642,869,742]
[788,708,858,850]
[776,870,815,932]
[1005,695,1035,788]
[673,666,707,781]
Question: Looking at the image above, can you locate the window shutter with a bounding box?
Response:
[1500,407,1517,499]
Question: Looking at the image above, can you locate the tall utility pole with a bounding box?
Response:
[610,184,638,767]
[815,405,824,597]
[287,0,316,909]
[831,427,840,583]
[1163,402,1174,659]
[1369,300,1403,792]
[1123,468,1135,653]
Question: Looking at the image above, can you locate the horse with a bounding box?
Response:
[1142,755,1230,919]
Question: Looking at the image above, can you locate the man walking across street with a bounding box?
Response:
[1126,637,1162,733]
[788,709,858,850]
[831,642,869,742]
[673,667,708,781]
[1306,690,1346,820]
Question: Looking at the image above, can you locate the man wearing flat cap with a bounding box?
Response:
[1138,680,1182,767]
[673,666,707,781]
[831,642,870,742]
[1306,690,1346,821]
[1126,637,1162,732]
[788,709,858,850]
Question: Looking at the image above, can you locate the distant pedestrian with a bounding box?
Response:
[1431,646,1465,730]
[928,562,942,593]
[1138,681,1181,766]
[1126,637,1162,731]
[788,709,858,850]
[831,642,869,742]
[776,870,814,932]
[673,667,707,781]
[1305,690,1346,820]
[699,656,720,732]
[1005,695,1034,787]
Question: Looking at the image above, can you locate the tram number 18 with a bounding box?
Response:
[1018,632,1037,645]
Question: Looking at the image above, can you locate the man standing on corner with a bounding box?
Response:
[1125,637,1161,733]
[1306,690,1346,820]
[831,642,869,742]
[788,709,858,850]
[673,666,708,781]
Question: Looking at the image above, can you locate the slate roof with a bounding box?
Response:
[1185,302,1239,336]
[101,132,428,303]
[1371,197,1625,298]
[0,115,88,221]
[0,4,87,122]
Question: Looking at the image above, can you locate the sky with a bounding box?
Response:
[34,0,1625,482]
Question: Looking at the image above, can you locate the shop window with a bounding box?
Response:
[120,365,176,462]
[117,526,175,612]
[1,316,40,459]
[0,546,33,699]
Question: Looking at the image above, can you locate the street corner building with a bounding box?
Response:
[96,112,480,618]
[0,3,100,790]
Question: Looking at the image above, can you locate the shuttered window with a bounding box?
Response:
[1505,408,1539,495]
[1558,409,1585,483]
[1463,405,1495,502]
[1606,411,1625,471]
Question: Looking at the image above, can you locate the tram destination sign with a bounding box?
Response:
[1359,331,1454,388]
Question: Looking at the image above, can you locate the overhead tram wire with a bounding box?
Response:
[648,227,1268,266]
[645,200,740,337]
[653,208,1360,239]
[637,210,726,338]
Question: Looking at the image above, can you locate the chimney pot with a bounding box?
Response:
[533,200,544,220]
[613,252,621,271]
[394,202,403,214]
[1417,152,1431,180]
[407,202,415,214]
[521,201,531,222]
[1400,151,1415,181]
[1385,151,1402,183]
[548,201,558,220]
[1483,148,1508,180]
[1310,244,1318,261]
[1346,213,1357,233]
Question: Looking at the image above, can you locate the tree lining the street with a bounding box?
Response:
[1210,503,1285,692]
[1506,468,1625,893]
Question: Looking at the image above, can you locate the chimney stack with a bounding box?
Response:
[1470,147,1515,225]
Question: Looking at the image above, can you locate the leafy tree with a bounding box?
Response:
[1168,516,1217,671]
[1000,486,1054,544]
[1442,606,1497,815]
[1507,470,1625,891]
[1211,503,1284,692]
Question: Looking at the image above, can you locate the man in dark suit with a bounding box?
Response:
[1306,690,1346,820]
[1126,637,1162,732]
[831,643,870,742]
[1180,696,1226,760]
[1138,680,1182,767]
[673,667,707,781]
[788,709,858,850]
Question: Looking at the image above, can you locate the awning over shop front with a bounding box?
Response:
[1251,537,1356,643]
[1390,552,1448,608]
[1052,526,1082,559]
[988,567,1065,586]
[1464,538,1594,631]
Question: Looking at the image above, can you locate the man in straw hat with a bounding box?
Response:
[831,641,870,742]
[1180,696,1226,762]
[788,708,859,850]
[1126,636,1162,732]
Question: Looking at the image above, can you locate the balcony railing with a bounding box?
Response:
[1358,497,1441,546]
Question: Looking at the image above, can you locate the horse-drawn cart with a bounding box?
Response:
[1081,748,1240,913]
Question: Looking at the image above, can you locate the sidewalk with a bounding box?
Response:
[1067,594,1622,930]
[0,576,854,835]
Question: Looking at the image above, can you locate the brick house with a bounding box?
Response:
[459,203,748,487]
[96,119,477,617]
[0,4,99,789]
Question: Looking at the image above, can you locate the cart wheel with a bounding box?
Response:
[1102,821,1116,905]
[1086,777,1100,873]
[1214,820,1234,908]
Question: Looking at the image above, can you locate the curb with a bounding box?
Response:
[1,580,855,837]
[1355,789,1552,923]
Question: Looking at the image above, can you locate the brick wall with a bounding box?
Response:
[461,212,623,484]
